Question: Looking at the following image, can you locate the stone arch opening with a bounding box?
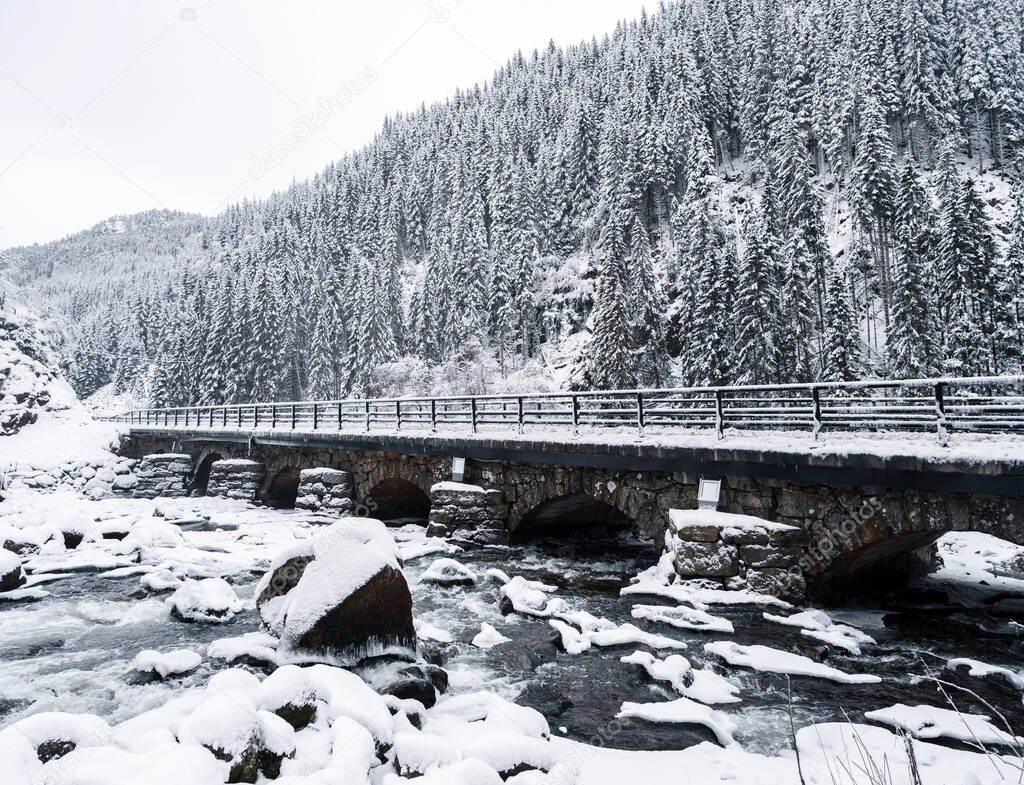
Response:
[264,467,301,509]
[190,452,223,494]
[809,531,943,601]
[367,478,430,522]
[516,493,633,541]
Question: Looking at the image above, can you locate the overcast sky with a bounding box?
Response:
[0,0,651,248]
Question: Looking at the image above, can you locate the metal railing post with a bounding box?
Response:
[365,400,371,432]
[395,400,401,431]
[253,405,259,428]
[571,394,580,435]
[811,386,822,441]
[714,389,724,440]
[237,406,242,428]
[517,396,524,435]
[636,392,645,437]
[313,403,319,430]
[271,405,277,429]
[290,404,296,429]
[184,409,188,427]
[935,382,948,446]
[470,398,478,433]
[430,399,437,432]
[337,402,343,430]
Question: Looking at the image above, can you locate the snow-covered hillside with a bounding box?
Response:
[6,0,1024,409]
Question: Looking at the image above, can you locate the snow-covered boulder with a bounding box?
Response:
[421,557,478,586]
[258,664,318,730]
[0,549,25,592]
[168,578,244,623]
[133,648,202,679]
[177,682,295,782]
[123,519,186,548]
[50,507,95,549]
[0,711,111,764]
[256,518,415,662]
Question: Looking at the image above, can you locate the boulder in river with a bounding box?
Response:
[0,549,25,592]
[256,518,416,663]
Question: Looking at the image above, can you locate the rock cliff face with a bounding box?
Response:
[0,312,63,436]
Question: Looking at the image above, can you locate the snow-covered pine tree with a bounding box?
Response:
[733,194,784,385]
[626,213,670,387]
[820,266,863,382]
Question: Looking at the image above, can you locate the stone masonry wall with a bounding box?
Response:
[427,482,509,545]
[668,510,809,601]
[296,468,355,514]
[208,459,265,500]
[133,453,193,499]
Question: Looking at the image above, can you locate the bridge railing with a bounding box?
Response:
[105,375,1024,445]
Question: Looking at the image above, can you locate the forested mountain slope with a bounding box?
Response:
[7,0,1024,407]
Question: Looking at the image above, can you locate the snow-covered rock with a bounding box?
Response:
[631,603,735,634]
[168,577,244,623]
[133,648,202,679]
[621,650,741,705]
[472,622,511,649]
[763,608,875,654]
[864,703,1024,747]
[704,641,881,684]
[257,518,416,662]
[421,557,478,586]
[0,548,25,592]
[499,575,563,617]
[618,695,737,745]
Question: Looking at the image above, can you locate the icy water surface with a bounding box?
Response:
[1,502,1022,758]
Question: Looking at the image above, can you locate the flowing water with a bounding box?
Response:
[1,505,1022,758]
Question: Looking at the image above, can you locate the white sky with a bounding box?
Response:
[0,0,651,248]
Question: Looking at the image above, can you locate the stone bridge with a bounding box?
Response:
[118,426,1024,602]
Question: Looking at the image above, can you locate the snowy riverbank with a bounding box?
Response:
[0,478,1022,783]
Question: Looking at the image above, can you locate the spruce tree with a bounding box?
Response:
[820,267,863,381]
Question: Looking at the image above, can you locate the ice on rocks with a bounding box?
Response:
[864,703,1024,747]
[617,695,737,745]
[631,603,735,634]
[762,608,876,654]
[621,650,741,705]
[704,641,881,684]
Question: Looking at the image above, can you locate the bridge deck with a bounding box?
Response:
[122,423,1024,497]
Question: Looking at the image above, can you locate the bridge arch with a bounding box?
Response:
[263,466,301,509]
[514,492,635,540]
[190,451,224,494]
[366,478,430,521]
[352,459,435,522]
